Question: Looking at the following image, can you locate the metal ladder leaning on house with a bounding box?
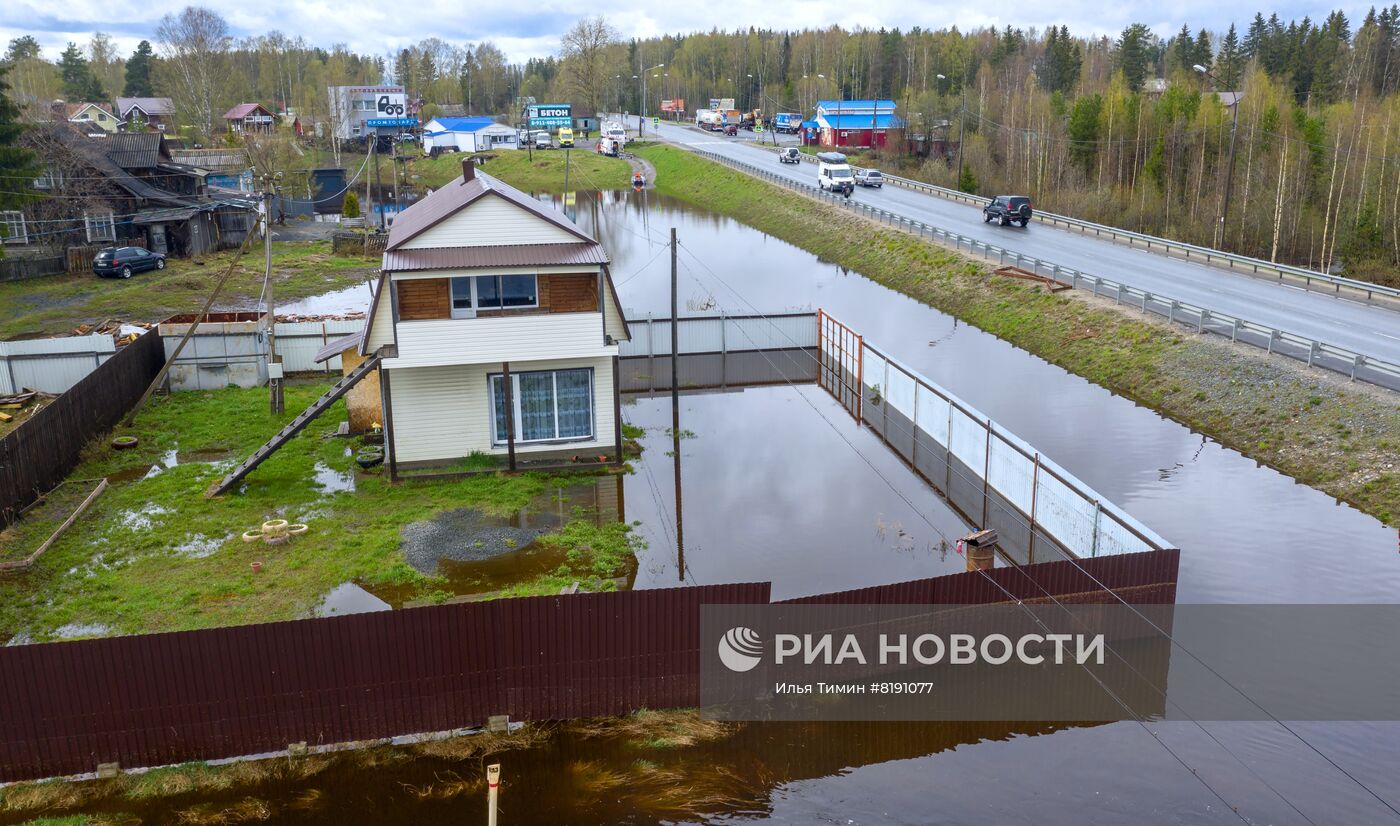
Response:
[206,351,383,498]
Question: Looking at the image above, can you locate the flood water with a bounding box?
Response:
[64,189,1400,824]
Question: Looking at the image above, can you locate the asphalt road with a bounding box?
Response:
[631,116,1400,369]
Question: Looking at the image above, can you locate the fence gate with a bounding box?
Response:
[817,309,861,421]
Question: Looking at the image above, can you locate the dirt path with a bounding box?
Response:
[623,153,657,188]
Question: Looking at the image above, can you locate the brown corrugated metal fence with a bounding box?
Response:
[0,583,771,782]
[0,550,1179,784]
[0,331,165,526]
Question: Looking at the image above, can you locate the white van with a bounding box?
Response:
[816,152,854,195]
[602,121,627,148]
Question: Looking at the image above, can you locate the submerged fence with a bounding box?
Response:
[817,311,1174,563]
[0,550,1178,783]
[618,313,818,393]
[0,331,165,527]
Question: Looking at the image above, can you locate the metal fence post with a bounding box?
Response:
[981,420,992,528]
[1090,500,1102,557]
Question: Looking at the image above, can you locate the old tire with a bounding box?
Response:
[111,435,139,450]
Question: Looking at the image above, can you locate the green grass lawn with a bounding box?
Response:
[0,240,376,340]
[409,148,633,191]
[0,381,640,642]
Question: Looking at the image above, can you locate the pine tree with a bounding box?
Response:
[0,66,42,219]
[1116,23,1153,91]
[1193,29,1213,70]
[1218,25,1244,89]
[123,40,155,97]
[1243,13,1268,57]
[59,42,104,101]
[1172,24,1194,73]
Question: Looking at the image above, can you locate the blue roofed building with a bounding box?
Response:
[812,100,906,149]
[421,117,520,153]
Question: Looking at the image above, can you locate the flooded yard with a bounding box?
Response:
[8,188,1400,824]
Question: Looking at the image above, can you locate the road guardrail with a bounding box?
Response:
[766,146,1400,304]
[693,148,1400,393]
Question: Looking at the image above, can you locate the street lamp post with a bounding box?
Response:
[938,72,969,192]
[1196,64,1239,250]
[640,62,664,136]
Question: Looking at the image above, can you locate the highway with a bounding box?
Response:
[633,117,1400,370]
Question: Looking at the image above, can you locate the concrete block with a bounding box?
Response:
[96,762,120,778]
[487,715,510,733]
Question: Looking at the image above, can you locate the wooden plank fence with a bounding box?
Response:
[0,331,165,527]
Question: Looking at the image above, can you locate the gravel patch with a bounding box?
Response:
[400,508,547,574]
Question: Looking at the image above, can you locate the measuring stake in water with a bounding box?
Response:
[487,763,501,825]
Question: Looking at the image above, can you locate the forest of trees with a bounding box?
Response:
[5,8,1400,279]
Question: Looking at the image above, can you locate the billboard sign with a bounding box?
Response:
[367,117,417,127]
[660,99,685,113]
[375,93,407,117]
[527,104,573,128]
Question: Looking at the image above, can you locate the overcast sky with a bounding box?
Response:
[0,1,1378,64]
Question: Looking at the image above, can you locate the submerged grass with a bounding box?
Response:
[0,380,637,641]
[0,240,375,340]
[635,144,1400,525]
[409,148,633,191]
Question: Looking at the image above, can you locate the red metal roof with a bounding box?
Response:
[384,168,598,251]
[383,242,609,272]
[223,103,273,120]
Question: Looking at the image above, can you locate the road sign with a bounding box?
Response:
[755,123,764,133]
[652,117,660,127]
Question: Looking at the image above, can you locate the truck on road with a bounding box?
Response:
[774,112,802,133]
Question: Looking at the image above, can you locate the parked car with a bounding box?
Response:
[855,169,884,188]
[396,132,416,143]
[779,147,801,164]
[534,131,553,150]
[93,246,166,279]
[596,138,619,157]
[723,123,738,136]
[558,126,575,148]
[983,195,1033,227]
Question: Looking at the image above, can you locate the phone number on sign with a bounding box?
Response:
[869,682,936,694]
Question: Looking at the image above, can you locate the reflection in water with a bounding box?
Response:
[543,189,1398,604]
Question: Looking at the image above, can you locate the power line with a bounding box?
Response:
[671,253,1254,822]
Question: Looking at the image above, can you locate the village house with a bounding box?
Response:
[350,158,629,473]
[62,102,118,134]
[6,124,256,258]
[115,97,176,132]
[812,99,905,149]
[222,103,278,134]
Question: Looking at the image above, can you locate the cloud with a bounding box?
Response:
[0,0,1381,64]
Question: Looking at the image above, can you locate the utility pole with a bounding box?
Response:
[669,227,684,583]
[262,183,283,414]
[956,74,968,192]
[564,147,570,192]
[1196,64,1240,249]
[372,136,384,231]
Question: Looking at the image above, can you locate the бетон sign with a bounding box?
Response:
[527,104,573,128]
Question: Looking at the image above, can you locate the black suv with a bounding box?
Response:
[93,246,166,278]
[983,195,1033,227]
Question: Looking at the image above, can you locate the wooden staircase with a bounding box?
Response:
[206,351,382,498]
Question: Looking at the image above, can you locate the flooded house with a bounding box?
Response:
[361,157,630,472]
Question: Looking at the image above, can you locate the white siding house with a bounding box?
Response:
[359,157,629,474]
[421,117,520,153]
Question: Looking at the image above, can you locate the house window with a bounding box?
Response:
[490,368,594,444]
[449,275,538,318]
[85,210,116,243]
[0,211,27,244]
